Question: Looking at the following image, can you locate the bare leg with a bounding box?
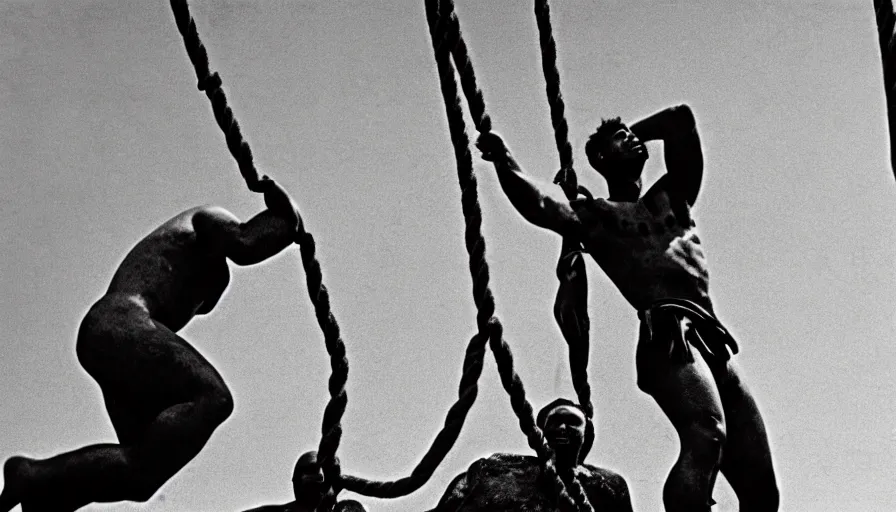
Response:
[713,361,779,512]
[554,245,592,415]
[638,341,726,512]
[0,297,233,511]
[10,396,230,511]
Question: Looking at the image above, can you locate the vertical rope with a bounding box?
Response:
[168,0,260,189]
[168,2,348,508]
[299,228,349,511]
[534,0,574,174]
[530,5,595,508]
[428,1,584,510]
[875,0,896,178]
[533,0,594,424]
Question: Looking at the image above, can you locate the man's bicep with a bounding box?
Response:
[543,195,584,238]
[664,106,704,205]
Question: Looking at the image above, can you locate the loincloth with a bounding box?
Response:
[635,298,739,393]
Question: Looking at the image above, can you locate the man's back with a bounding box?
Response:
[105,206,232,331]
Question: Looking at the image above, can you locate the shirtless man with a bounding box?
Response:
[476,104,779,511]
[242,451,367,512]
[0,176,302,511]
[432,399,632,512]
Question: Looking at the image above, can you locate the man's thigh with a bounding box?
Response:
[636,339,724,430]
[712,361,777,493]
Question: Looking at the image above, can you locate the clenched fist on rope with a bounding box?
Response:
[0,179,303,512]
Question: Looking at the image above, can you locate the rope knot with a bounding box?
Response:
[197,72,222,92]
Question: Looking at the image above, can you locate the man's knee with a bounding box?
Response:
[206,386,234,424]
[122,464,170,503]
[130,479,161,503]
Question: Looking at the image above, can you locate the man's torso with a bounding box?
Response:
[573,179,711,312]
[103,206,231,330]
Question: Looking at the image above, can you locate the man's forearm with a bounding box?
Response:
[227,211,295,266]
[629,104,695,143]
[630,104,703,204]
[491,154,575,235]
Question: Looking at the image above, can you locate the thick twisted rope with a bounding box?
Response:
[427,1,590,510]
[168,2,348,506]
[875,0,896,178]
[534,0,574,176]
[337,330,489,498]
[169,0,259,189]
[533,0,594,423]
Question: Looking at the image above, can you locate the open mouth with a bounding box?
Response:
[552,435,570,445]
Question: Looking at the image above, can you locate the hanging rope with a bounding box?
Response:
[534,0,575,177]
[875,0,896,177]
[168,2,348,507]
[533,0,595,422]
[337,331,488,498]
[427,1,593,510]
[168,0,259,189]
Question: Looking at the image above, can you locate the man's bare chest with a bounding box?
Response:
[576,191,695,255]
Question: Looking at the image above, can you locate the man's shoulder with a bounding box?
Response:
[468,453,540,476]
[579,463,628,484]
[577,463,633,511]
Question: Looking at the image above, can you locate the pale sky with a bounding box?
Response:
[2,1,895,511]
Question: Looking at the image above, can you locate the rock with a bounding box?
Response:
[429,453,632,512]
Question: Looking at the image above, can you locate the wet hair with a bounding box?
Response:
[584,117,625,173]
[536,398,595,464]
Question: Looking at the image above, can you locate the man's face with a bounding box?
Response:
[543,405,587,457]
[600,126,648,180]
[293,451,326,502]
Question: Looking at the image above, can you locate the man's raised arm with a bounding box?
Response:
[476,132,580,237]
[629,104,704,205]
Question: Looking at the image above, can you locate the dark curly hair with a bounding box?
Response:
[584,117,625,173]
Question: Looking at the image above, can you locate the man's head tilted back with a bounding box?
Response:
[585,117,649,182]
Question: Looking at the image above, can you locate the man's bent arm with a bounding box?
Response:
[193,206,296,266]
[489,149,580,238]
[629,104,704,205]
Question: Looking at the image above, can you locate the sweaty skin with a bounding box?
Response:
[0,177,303,512]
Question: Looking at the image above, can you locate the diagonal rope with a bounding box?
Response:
[337,331,489,498]
[875,0,896,178]
[168,2,347,507]
[427,1,590,510]
[533,0,594,423]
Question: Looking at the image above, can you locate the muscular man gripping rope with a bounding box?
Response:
[477,105,779,511]
[0,176,301,512]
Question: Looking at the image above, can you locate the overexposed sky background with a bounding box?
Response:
[2,0,895,511]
